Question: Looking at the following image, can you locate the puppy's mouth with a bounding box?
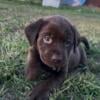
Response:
[41,57,66,72]
[50,64,65,72]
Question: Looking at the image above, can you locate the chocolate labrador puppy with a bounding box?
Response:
[25,15,89,100]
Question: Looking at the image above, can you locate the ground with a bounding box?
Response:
[0,0,100,100]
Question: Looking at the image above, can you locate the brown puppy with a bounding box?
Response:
[25,15,89,100]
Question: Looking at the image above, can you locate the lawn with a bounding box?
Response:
[0,0,100,100]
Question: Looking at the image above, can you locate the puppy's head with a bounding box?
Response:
[25,15,80,71]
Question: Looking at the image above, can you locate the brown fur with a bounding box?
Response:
[24,15,89,100]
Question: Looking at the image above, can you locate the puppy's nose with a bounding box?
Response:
[51,54,62,63]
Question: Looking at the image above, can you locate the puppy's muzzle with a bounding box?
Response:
[51,54,63,64]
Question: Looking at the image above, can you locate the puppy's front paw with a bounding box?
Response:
[29,86,49,100]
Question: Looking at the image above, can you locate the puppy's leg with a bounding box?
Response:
[25,47,40,80]
[29,70,66,100]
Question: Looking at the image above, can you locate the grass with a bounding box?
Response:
[0,0,100,100]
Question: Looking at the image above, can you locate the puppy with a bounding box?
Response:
[24,15,89,100]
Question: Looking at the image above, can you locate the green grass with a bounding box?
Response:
[0,0,100,100]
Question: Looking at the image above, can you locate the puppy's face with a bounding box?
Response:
[25,16,79,71]
[37,23,68,70]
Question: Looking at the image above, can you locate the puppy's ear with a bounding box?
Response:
[70,25,80,52]
[25,19,44,45]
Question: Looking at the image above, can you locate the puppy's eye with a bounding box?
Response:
[43,36,52,44]
[65,41,73,47]
[65,43,70,48]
